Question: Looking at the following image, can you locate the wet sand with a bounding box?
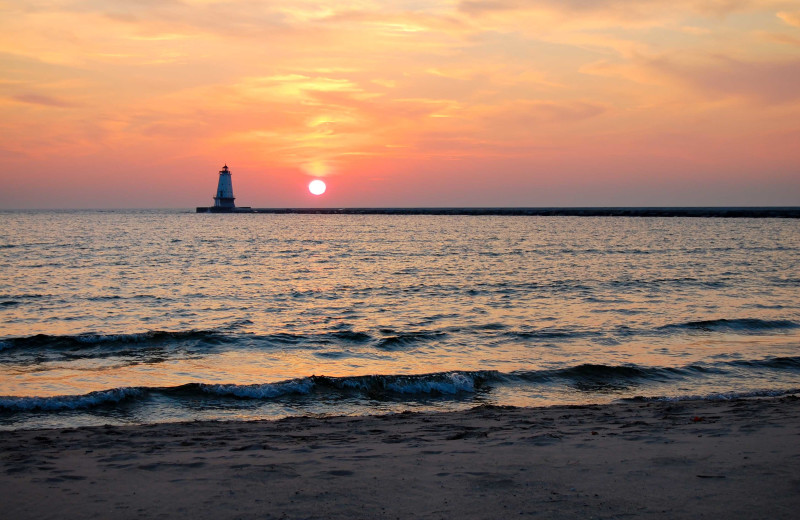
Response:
[2,396,799,519]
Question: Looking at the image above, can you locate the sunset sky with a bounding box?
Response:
[1,0,799,208]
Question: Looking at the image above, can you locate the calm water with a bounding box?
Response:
[1,210,798,429]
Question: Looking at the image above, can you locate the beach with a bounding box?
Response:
[2,396,798,519]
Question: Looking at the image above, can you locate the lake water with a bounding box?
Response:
[1,210,798,429]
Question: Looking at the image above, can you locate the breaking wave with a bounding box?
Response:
[4,356,798,414]
[0,372,485,413]
[201,372,483,400]
[201,379,317,399]
[0,387,144,412]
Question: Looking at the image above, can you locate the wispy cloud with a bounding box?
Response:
[777,11,800,28]
[643,53,800,104]
[11,93,78,107]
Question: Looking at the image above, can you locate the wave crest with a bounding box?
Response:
[661,318,799,334]
[0,329,230,352]
[322,372,482,395]
[2,358,797,415]
[375,331,446,350]
[0,387,144,412]
[200,379,315,399]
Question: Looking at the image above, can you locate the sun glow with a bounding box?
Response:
[308,179,327,195]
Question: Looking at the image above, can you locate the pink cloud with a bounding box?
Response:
[644,54,800,104]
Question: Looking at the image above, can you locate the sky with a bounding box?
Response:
[1,0,799,208]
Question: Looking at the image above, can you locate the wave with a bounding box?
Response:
[5,315,796,356]
[0,330,231,352]
[195,362,738,400]
[201,379,316,399]
[203,372,484,399]
[0,326,447,356]
[0,293,46,301]
[329,331,372,343]
[0,372,486,413]
[321,372,482,395]
[539,363,685,381]
[3,356,799,414]
[660,318,799,334]
[608,277,727,290]
[729,356,800,370]
[503,328,595,340]
[375,331,447,350]
[0,387,144,412]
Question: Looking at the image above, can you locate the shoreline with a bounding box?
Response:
[2,396,799,519]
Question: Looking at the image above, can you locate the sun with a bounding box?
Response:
[308,179,327,195]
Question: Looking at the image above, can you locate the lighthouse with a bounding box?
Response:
[197,164,249,212]
[213,164,235,209]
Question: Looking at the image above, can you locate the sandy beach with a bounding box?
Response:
[1,396,798,519]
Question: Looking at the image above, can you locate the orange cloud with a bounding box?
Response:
[777,11,800,27]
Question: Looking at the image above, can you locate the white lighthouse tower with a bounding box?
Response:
[213,164,235,209]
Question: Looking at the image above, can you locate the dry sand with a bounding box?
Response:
[1,396,799,519]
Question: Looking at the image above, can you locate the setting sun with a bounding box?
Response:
[308,179,327,196]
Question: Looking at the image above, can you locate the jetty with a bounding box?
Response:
[199,207,798,217]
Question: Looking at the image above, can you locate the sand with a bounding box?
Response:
[1,396,799,519]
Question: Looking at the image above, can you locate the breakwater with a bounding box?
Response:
[197,206,800,217]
